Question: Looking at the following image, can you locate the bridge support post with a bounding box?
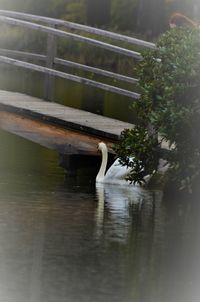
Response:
[44,24,57,101]
[58,153,115,180]
[59,154,101,179]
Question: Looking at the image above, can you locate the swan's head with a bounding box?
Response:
[98,142,107,152]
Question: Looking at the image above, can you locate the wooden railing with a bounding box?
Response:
[0,10,155,49]
[0,10,155,102]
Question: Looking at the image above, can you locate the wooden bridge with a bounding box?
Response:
[0,10,155,162]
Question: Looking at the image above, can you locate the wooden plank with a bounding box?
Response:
[0,111,114,155]
[0,90,135,141]
[0,10,156,49]
[0,91,172,155]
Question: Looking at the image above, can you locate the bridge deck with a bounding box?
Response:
[0,90,134,155]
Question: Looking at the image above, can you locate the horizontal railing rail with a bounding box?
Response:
[55,58,138,84]
[0,16,142,59]
[0,49,138,84]
[0,55,140,99]
[0,48,46,61]
[0,10,156,49]
[0,11,155,102]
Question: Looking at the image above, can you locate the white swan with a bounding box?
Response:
[96,142,150,185]
[96,142,132,185]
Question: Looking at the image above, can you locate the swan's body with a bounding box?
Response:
[96,142,169,187]
[96,142,147,185]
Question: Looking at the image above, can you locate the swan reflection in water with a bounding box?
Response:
[95,182,153,242]
[95,141,157,241]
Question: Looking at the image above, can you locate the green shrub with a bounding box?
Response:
[114,27,200,192]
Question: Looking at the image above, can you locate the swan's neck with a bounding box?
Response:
[96,147,108,182]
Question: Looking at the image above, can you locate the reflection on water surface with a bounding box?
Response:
[0,129,199,302]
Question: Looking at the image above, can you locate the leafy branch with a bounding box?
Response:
[115,27,200,192]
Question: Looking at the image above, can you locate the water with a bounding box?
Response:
[0,129,200,302]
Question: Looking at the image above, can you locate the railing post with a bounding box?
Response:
[44,24,57,101]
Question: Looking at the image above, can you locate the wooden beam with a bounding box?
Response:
[44,23,57,101]
[0,48,46,61]
[0,16,142,59]
[0,10,155,49]
[0,90,135,140]
[0,56,140,99]
[0,49,138,84]
[0,111,115,155]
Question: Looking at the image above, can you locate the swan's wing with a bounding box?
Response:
[104,158,132,180]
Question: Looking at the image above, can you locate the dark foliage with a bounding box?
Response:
[114,27,200,192]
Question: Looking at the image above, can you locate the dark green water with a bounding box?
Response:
[0,129,200,302]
